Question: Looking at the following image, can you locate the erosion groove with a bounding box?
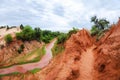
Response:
[1,19,120,80]
[36,19,120,80]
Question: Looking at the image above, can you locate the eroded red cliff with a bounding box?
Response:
[36,19,120,80]
[1,19,120,80]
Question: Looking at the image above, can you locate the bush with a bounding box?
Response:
[90,16,110,39]
[16,32,22,40]
[17,48,23,54]
[57,33,67,44]
[52,42,65,57]
[16,26,61,43]
[67,27,78,38]
[22,25,35,41]
[0,44,4,49]
[42,36,50,43]
[20,24,24,30]
[20,44,25,50]
[16,25,35,41]
[6,25,9,31]
[34,27,42,41]
[17,44,24,54]
[41,30,60,43]
[4,34,13,44]
[90,25,99,36]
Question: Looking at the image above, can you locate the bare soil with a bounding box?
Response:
[0,39,56,74]
[36,19,120,80]
[1,19,120,80]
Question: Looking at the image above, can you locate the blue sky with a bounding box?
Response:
[0,0,120,31]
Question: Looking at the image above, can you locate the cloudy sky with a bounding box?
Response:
[0,0,120,31]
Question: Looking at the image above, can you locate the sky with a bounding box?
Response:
[0,0,120,32]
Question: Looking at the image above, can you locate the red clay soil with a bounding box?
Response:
[37,28,94,80]
[35,19,120,80]
[1,20,120,80]
[0,39,56,75]
[0,40,42,67]
[93,19,120,80]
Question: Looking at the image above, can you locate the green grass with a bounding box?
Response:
[52,41,64,57]
[29,68,41,74]
[17,46,46,63]
[0,68,41,77]
[0,46,46,69]
[0,72,20,77]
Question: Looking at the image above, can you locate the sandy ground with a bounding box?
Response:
[0,28,20,38]
[0,28,21,45]
[0,39,56,74]
[80,46,95,80]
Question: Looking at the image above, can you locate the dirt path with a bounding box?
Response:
[0,39,56,75]
[80,46,95,80]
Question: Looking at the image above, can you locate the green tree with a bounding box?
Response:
[16,25,61,43]
[34,27,42,41]
[91,16,110,36]
[16,25,34,41]
[42,30,54,43]
[20,24,24,30]
[4,34,13,44]
[16,32,22,40]
[6,25,9,31]
[57,33,67,44]
[17,44,24,54]
[91,25,99,36]
[21,25,34,41]
[52,31,60,37]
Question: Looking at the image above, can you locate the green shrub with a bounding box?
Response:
[67,27,79,38]
[20,24,24,30]
[16,25,34,41]
[0,44,4,49]
[16,32,22,40]
[20,44,24,49]
[16,26,61,43]
[57,33,67,44]
[6,25,9,31]
[0,72,20,77]
[34,27,42,41]
[91,25,99,36]
[90,16,110,40]
[4,34,13,44]
[17,48,22,54]
[17,44,24,54]
[29,68,41,74]
[52,42,65,57]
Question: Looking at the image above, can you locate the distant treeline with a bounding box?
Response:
[4,24,79,45]
[15,25,79,44]
[4,15,112,45]
[16,25,61,43]
[0,25,17,29]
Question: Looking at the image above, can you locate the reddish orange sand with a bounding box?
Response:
[36,19,120,80]
[0,39,56,74]
[1,20,120,80]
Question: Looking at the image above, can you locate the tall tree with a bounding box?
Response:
[4,34,13,44]
[6,25,9,31]
[34,27,42,41]
[91,16,110,36]
[20,24,24,30]
[91,16,109,30]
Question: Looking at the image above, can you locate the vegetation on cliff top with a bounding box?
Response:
[90,16,110,40]
[16,25,60,43]
[4,34,13,44]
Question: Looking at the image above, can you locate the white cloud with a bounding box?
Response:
[0,0,120,32]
